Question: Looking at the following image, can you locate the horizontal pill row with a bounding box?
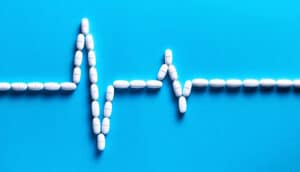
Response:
[113,80,162,89]
[0,82,76,91]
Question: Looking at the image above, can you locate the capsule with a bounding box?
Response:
[183,80,192,97]
[209,79,225,88]
[146,80,163,89]
[276,79,292,88]
[113,80,130,89]
[88,50,96,67]
[178,96,187,113]
[168,65,178,81]
[44,82,60,91]
[90,84,99,100]
[81,18,89,35]
[293,80,300,88]
[92,117,101,134]
[27,82,43,91]
[74,50,83,66]
[0,82,10,91]
[11,82,27,91]
[76,34,85,50]
[73,67,81,84]
[130,80,146,89]
[91,101,100,117]
[89,67,98,83]
[86,34,94,50]
[104,101,112,118]
[60,82,76,91]
[173,80,182,97]
[164,49,173,65]
[97,133,106,151]
[102,117,110,135]
[192,78,208,87]
[259,79,275,87]
[226,79,242,88]
[243,79,259,88]
[157,64,168,80]
[106,85,114,101]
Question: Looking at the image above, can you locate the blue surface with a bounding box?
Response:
[1,0,300,171]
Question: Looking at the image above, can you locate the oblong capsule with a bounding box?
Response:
[74,50,83,66]
[86,34,94,50]
[183,80,192,97]
[89,67,98,83]
[44,82,60,91]
[178,96,187,113]
[0,82,11,91]
[91,101,100,117]
[92,117,101,134]
[276,79,292,88]
[173,80,182,97]
[146,80,163,89]
[27,82,44,91]
[113,80,130,89]
[73,67,81,84]
[90,84,99,100]
[106,85,114,101]
[164,49,173,65]
[81,18,89,35]
[157,64,168,80]
[88,50,96,66]
[192,78,208,87]
[60,82,76,91]
[168,65,178,81]
[293,80,300,88]
[76,34,85,50]
[11,82,27,91]
[130,80,146,89]
[243,79,259,88]
[226,79,242,88]
[97,133,106,151]
[209,79,225,88]
[104,101,112,118]
[260,79,275,87]
[102,117,110,135]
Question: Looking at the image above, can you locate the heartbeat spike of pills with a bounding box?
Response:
[2,17,300,152]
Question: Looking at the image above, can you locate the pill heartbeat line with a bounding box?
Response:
[2,18,300,152]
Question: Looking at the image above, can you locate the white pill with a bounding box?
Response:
[113,80,130,89]
[260,79,275,87]
[60,82,76,91]
[11,82,27,91]
[106,85,114,101]
[27,82,43,91]
[130,80,146,89]
[226,79,242,88]
[73,67,81,84]
[44,82,60,91]
[209,79,225,88]
[90,84,99,100]
[178,96,187,113]
[157,64,168,80]
[0,82,10,91]
[102,117,110,135]
[89,67,98,83]
[192,78,208,87]
[97,133,106,151]
[88,50,96,66]
[76,34,85,50]
[104,101,112,117]
[92,117,101,134]
[276,79,292,88]
[243,79,259,88]
[74,50,83,66]
[168,65,178,81]
[164,49,173,65]
[81,18,89,35]
[173,80,182,97]
[146,80,163,89]
[293,80,300,88]
[86,34,94,50]
[91,101,100,117]
[183,80,192,97]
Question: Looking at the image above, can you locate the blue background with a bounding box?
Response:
[1,0,300,171]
